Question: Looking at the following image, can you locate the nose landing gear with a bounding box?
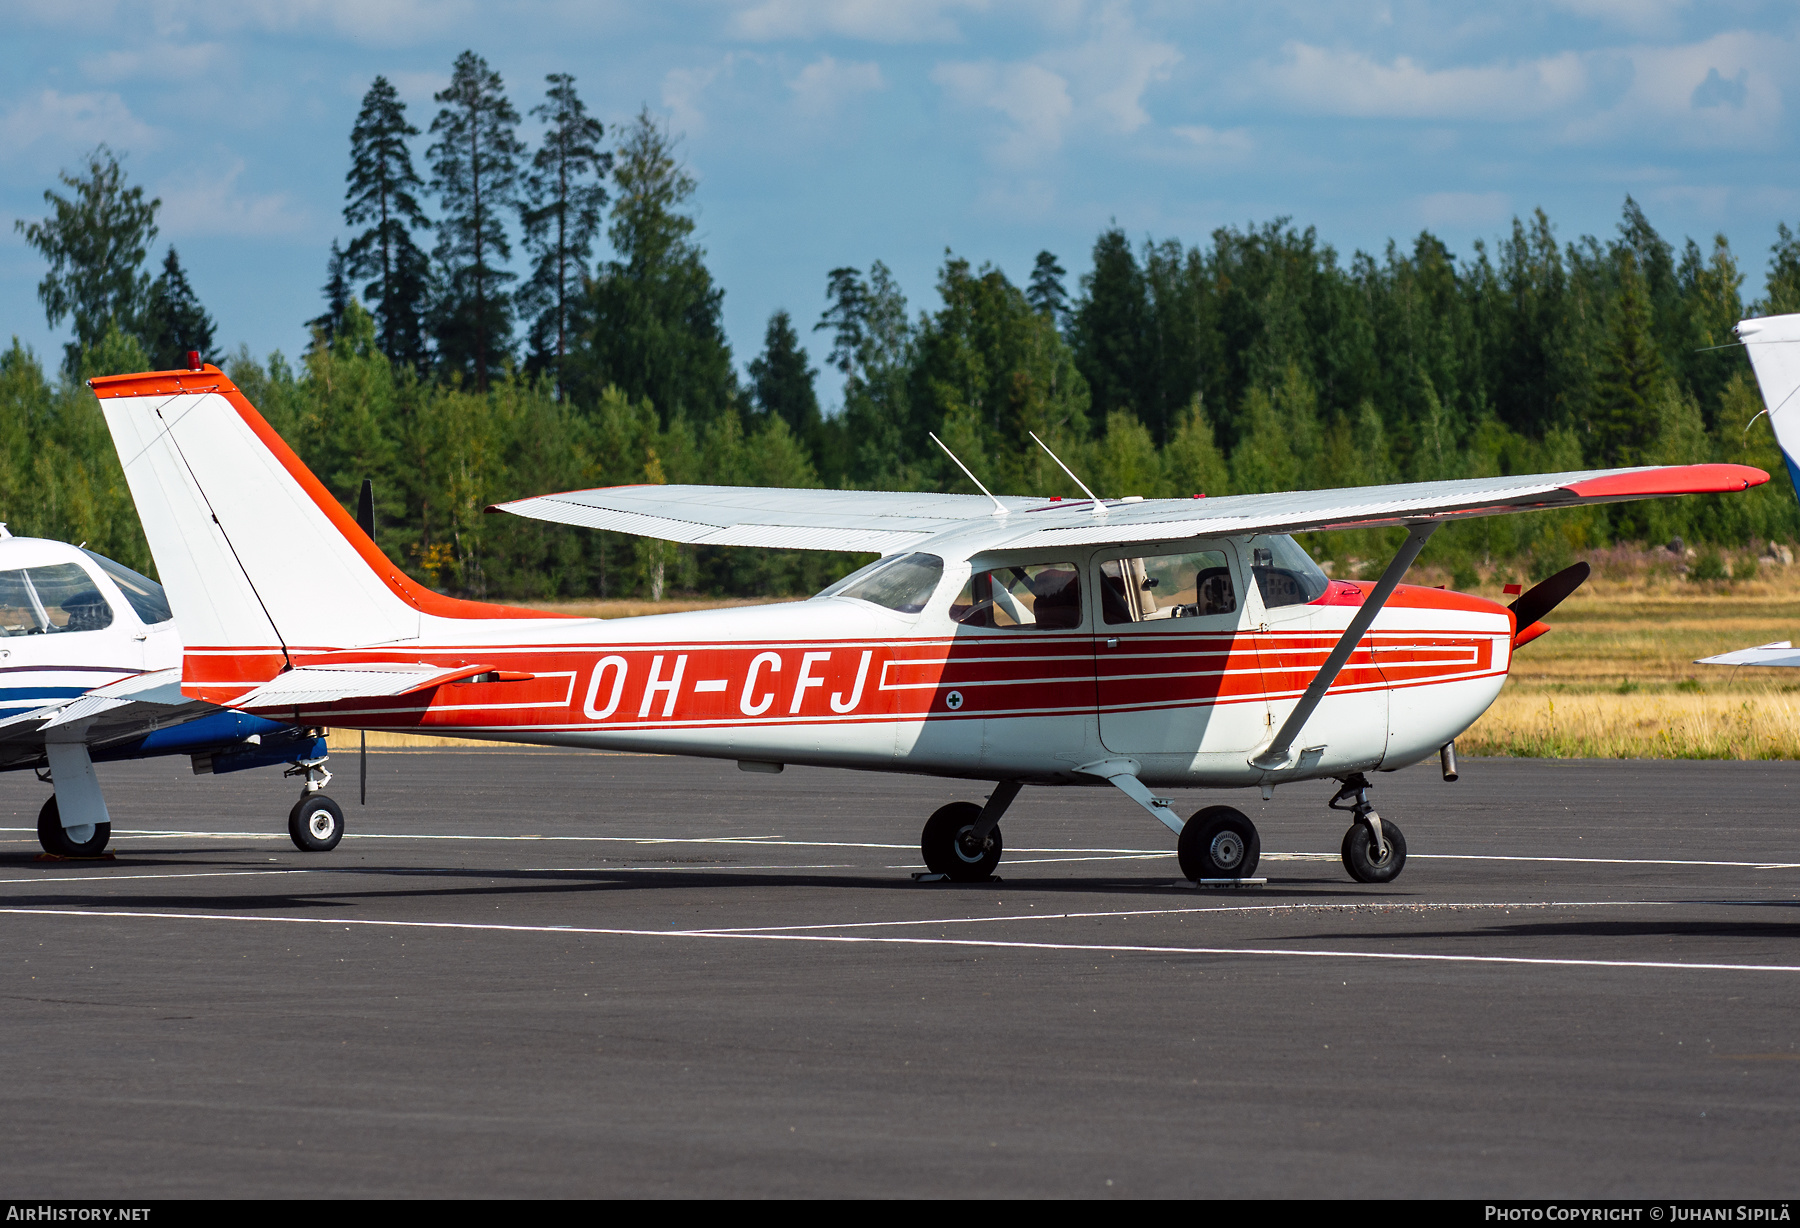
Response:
[1329,772,1407,883]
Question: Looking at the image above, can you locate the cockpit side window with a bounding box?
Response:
[1100,549,1236,625]
[82,549,173,625]
[950,562,1083,630]
[0,564,115,635]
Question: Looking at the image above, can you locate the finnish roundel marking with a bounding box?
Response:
[945,690,964,711]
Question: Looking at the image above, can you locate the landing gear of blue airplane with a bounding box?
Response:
[1178,805,1261,881]
[920,801,1003,882]
[289,794,344,852]
[285,751,343,852]
[36,797,110,858]
[1331,772,1407,883]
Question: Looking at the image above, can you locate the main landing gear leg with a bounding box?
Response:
[284,746,344,852]
[37,742,113,858]
[919,781,1019,882]
[1329,772,1407,883]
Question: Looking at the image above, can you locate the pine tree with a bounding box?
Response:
[1027,250,1068,324]
[343,76,432,371]
[1070,228,1149,429]
[428,51,524,391]
[576,108,734,424]
[747,310,820,439]
[1590,251,1664,466]
[519,73,610,388]
[140,246,216,370]
[14,145,160,372]
[307,241,350,349]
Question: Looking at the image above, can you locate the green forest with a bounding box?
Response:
[5,50,1800,600]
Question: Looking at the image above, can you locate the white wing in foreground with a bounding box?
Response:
[1697,642,1800,668]
[0,668,219,769]
[491,464,1767,553]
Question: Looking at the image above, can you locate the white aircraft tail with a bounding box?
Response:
[92,366,559,690]
[1736,313,1800,493]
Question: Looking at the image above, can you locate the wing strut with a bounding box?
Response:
[1250,520,1439,773]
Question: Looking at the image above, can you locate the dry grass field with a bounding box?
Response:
[355,553,1800,757]
[1449,548,1800,759]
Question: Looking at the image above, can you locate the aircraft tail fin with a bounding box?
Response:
[1735,313,1800,493]
[91,366,562,700]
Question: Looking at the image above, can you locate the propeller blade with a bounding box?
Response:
[359,729,366,806]
[356,477,375,538]
[1508,561,1590,631]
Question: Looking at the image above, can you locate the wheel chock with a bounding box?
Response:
[910,872,1002,884]
[1169,877,1265,890]
[35,852,117,862]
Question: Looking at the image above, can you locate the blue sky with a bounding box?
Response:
[2,0,1796,408]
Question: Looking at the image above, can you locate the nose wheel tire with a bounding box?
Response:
[289,795,345,852]
[1178,806,1260,881]
[1341,818,1407,883]
[36,797,110,858]
[921,802,1002,882]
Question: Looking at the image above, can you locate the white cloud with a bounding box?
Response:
[933,60,1072,165]
[81,42,227,84]
[1044,1,1178,135]
[0,89,159,158]
[156,159,307,238]
[663,64,722,134]
[1417,190,1511,228]
[1559,30,1789,149]
[1258,43,1590,120]
[730,0,982,43]
[1172,124,1253,157]
[788,56,886,116]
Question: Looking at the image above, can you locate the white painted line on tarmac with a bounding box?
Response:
[4,905,1797,975]
[697,899,1677,935]
[1410,854,1800,870]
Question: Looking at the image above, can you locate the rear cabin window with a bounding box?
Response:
[82,549,173,625]
[1249,535,1330,609]
[1100,549,1237,625]
[832,553,944,613]
[0,564,114,635]
[951,563,1083,630]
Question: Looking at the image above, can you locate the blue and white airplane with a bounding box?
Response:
[0,526,337,857]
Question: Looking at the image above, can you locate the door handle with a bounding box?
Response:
[1105,637,1119,648]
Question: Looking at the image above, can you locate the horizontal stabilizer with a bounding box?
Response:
[1697,641,1800,668]
[233,661,500,708]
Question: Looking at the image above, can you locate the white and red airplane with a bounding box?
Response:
[91,359,1765,883]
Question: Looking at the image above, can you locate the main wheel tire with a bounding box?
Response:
[920,801,1002,882]
[1341,818,1407,883]
[289,794,345,852]
[1178,805,1261,881]
[36,796,110,858]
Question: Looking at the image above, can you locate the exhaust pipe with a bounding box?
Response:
[1440,741,1459,782]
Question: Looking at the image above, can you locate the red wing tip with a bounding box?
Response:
[1561,464,1770,499]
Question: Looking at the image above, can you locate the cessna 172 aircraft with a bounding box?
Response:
[91,359,1765,884]
[0,528,329,857]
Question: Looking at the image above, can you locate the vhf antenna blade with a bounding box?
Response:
[1028,431,1105,516]
[930,432,1008,516]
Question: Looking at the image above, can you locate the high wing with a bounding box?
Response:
[1696,642,1800,668]
[0,668,218,769]
[489,486,1040,553]
[491,464,1765,552]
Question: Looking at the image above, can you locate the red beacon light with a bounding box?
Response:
[186,350,202,371]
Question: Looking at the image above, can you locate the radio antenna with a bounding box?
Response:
[930,432,1007,516]
[1028,431,1105,516]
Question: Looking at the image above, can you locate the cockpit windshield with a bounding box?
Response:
[0,564,115,636]
[82,549,173,624]
[1248,534,1330,609]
